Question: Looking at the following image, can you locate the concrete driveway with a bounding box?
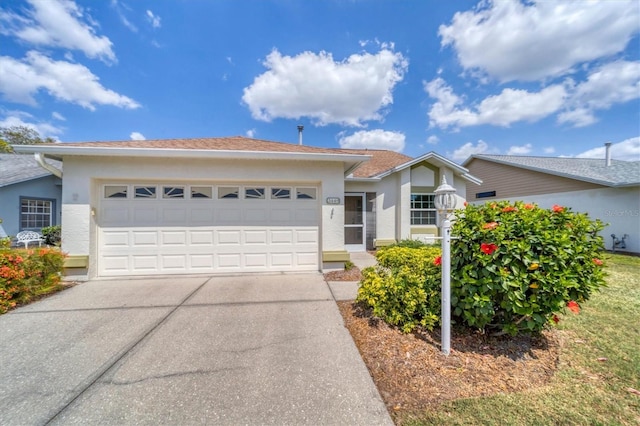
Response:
[0,274,391,425]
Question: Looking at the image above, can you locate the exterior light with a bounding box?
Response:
[435,175,456,356]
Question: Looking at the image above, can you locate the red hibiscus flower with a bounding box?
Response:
[433,256,442,266]
[480,243,498,255]
[482,222,499,230]
[552,315,560,324]
[592,258,603,266]
[567,300,580,314]
[552,205,564,213]
[502,206,517,213]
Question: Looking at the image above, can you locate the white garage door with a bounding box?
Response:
[98,183,319,276]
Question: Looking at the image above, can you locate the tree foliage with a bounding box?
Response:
[0,126,55,153]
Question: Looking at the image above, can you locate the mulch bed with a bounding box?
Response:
[337,301,561,417]
[324,266,363,282]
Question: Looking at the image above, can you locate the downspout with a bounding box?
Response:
[34,153,62,178]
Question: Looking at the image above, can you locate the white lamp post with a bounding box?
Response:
[434,176,457,356]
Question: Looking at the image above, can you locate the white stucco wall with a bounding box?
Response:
[474,187,640,253]
[60,155,347,276]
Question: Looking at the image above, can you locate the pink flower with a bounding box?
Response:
[502,206,517,213]
[524,203,535,210]
[592,258,603,266]
[480,243,498,255]
[483,222,499,230]
[552,205,565,213]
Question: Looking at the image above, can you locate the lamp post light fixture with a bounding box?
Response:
[434,176,457,356]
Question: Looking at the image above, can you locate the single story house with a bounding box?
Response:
[463,153,640,254]
[14,137,481,279]
[0,153,62,237]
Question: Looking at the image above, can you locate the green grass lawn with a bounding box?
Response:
[403,253,640,426]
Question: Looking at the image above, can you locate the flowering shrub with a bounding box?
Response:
[451,201,606,335]
[357,245,442,332]
[0,248,65,314]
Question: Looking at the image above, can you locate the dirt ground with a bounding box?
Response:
[326,267,561,419]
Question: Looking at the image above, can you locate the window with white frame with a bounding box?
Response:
[410,193,436,225]
[20,198,54,230]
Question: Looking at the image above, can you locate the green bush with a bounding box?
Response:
[42,225,61,246]
[357,246,442,333]
[0,247,66,314]
[451,201,606,335]
[392,238,429,249]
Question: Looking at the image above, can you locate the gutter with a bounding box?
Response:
[34,153,62,178]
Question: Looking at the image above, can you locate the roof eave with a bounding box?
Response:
[12,144,370,164]
[374,151,482,184]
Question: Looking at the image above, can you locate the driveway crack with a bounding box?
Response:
[43,277,212,425]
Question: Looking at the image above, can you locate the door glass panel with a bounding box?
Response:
[345,227,363,245]
[345,196,363,225]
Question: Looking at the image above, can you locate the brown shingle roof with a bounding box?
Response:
[338,149,412,178]
[57,136,349,155]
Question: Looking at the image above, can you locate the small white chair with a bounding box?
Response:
[16,231,45,248]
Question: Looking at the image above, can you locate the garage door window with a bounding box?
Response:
[135,186,157,198]
[271,188,291,199]
[245,187,265,199]
[219,187,239,199]
[163,186,184,199]
[191,186,212,199]
[296,188,316,200]
[105,185,128,198]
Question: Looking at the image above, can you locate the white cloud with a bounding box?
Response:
[338,129,405,152]
[129,131,145,140]
[507,143,532,155]
[544,147,556,154]
[242,48,408,127]
[425,77,566,129]
[0,0,116,63]
[246,129,256,138]
[576,137,640,161]
[110,0,138,33]
[449,140,491,162]
[559,60,640,127]
[0,110,64,139]
[51,111,65,121]
[146,10,161,28]
[439,0,640,82]
[0,51,140,110]
[426,135,439,145]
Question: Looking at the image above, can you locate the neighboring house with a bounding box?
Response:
[14,137,480,279]
[463,154,640,254]
[0,153,62,237]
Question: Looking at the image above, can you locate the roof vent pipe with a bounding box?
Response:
[605,142,612,167]
[297,125,304,145]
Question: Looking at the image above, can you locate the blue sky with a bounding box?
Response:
[0,0,639,163]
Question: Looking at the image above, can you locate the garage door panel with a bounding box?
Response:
[161,231,187,246]
[132,255,158,271]
[189,230,214,245]
[161,208,187,224]
[245,230,267,244]
[190,255,214,269]
[132,231,158,246]
[133,208,157,225]
[218,254,241,268]
[101,231,129,247]
[102,207,130,226]
[217,230,241,245]
[161,255,187,270]
[98,184,319,276]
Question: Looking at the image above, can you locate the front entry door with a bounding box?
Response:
[344,194,365,251]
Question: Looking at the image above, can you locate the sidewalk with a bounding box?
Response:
[327,251,377,301]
